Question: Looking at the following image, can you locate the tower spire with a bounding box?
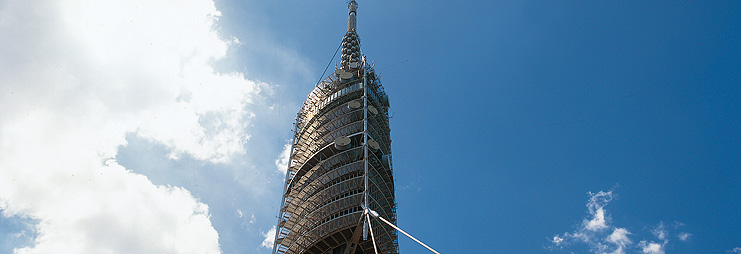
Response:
[341,0,361,69]
[347,0,358,32]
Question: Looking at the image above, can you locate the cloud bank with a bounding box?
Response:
[0,0,266,252]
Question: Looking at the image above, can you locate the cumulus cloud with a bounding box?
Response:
[275,142,292,174]
[261,226,277,249]
[0,0,266,252]
[550,191,624,253]
[549,190,691,254]
[608,228,632,250]
[584,191,613,231]
[638,241,665,254]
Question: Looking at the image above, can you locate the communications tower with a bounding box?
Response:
[272,1,398,253]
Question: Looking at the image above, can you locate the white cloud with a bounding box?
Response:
[732,247,741,253]
[552,235,565,246]
[672,221,685,228]
[237,210,255,225]
[586,207,609,231]
[275,142,292,174]
[638,241,665,254]
[650,222,668,241]
[606,228,631,254]
[260,226,276,249]
[548,190,692,254]
[608,228,632,247]
[549,191,624,254]
[0,0,267,253]
[678,232,691,242]
[584,191,613,231]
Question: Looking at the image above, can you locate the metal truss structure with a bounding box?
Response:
[272,2,398,253]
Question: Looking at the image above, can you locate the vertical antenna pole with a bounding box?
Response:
[348,0,358,32]
[362,59,369,241]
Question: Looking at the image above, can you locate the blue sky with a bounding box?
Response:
[0,0,739,254]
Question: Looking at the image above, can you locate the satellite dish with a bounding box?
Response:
[335,69,344,75]
[367,139,380,150]
[334,136,351,150]
[368,105,378,115]
[348,100,362,109]
[340,72,353,79]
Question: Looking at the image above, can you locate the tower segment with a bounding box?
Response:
[341,0,361,69]
[273,1,398,253]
